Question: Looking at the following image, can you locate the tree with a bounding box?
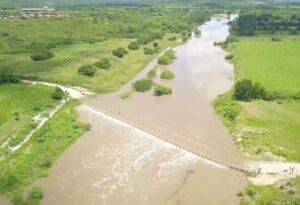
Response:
[77,64,96,77]
[234,79,266,101]
[158,50,176,65]
[31,50,54,61]
[0,70,20,84]
[154,85,172,96]
[113,47,128,58]
[133,79,152,92]
[153,42,159,48]
[128,41,139,50]
[144,47,155,55]
[94,58,111,70]
[160,70,175,79]
[51,87,64,100]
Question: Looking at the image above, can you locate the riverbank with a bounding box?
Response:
[213,20,300,202]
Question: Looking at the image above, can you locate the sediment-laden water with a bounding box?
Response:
[36,15,247,205]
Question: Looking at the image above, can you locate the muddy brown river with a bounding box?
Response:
[36,15,247,205]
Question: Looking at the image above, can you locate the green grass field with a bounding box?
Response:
[0,35,178,93]
[0,99,85,199]
[215,38,300,162]
[238,177,300,205]
[0,84,60,149]
[228,39,300,95]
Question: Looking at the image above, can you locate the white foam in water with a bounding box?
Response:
[78,105,228,201]
[84,105,227,168]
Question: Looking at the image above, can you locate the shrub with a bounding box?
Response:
[121,91,132,100]
[0,70,20,84]
[51,87,64,100]
[31,50,54,61]
[234,79,266,101]
[77,64,96,77]
[194,28,201,36]
[160,70,175,80]
[153,42,159,48]
[85,123,91,131]
[154,85,172,96]
[244,186,256,197]
[27,186,44,202]
[225,54,233,60]
[169,36,177,41]
[271,37,282,42]
[128,41,139,50]
[158,50,176,65]
[147,68,156,79]
[182,35,189,42]
[113,47,128,58]
[94,58,111,70]
[133,79,153,92]
[144,47,155,55]
[39,155,52,168]
[290,29,298,35]
[214,95,242,121]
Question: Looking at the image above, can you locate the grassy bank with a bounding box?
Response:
[229,39,300,95]
[0,97,85,199]
[0,84,61,151]
[238,177,300,204]
[214,38,300,162]
[0,36,178,93]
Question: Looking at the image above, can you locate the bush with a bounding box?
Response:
[271,37,282,42]
[144,47,155,55]
[77,64,96,77]
[225,54,233,60]
[153,42,159,48]
[290,29,298,35]
[133,79,153,92]
[182,35,189,42]
[94,58,111,70]
[158,50,176,65]
[113,47,128,58]
[169,36,177,41]
[147,68,156,79]
[214,95,242,121]
[0,70,20,84]
[128,41,139,50]
[51,87,64,100]
[27,186,44,201]
[154,85,172,96]
[234,79,266,101]
[160,70,175,80]
[194,28,201,36]
[31,50,54,61]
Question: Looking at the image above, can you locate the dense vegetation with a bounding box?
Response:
[0,7,210,54]
[158,50,176,65]
[133,78,153,92]
[160,70,175,80]
[30,50,54,61]
[0,6,210,93]
[77,64,96,77]
[154,84,172,96]
[231,7,300,36]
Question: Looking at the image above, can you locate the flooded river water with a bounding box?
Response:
[37,15,247,205]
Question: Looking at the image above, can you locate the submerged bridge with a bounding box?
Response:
[81,99,250,174]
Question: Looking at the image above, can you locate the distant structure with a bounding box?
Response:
[21,5,55,13]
